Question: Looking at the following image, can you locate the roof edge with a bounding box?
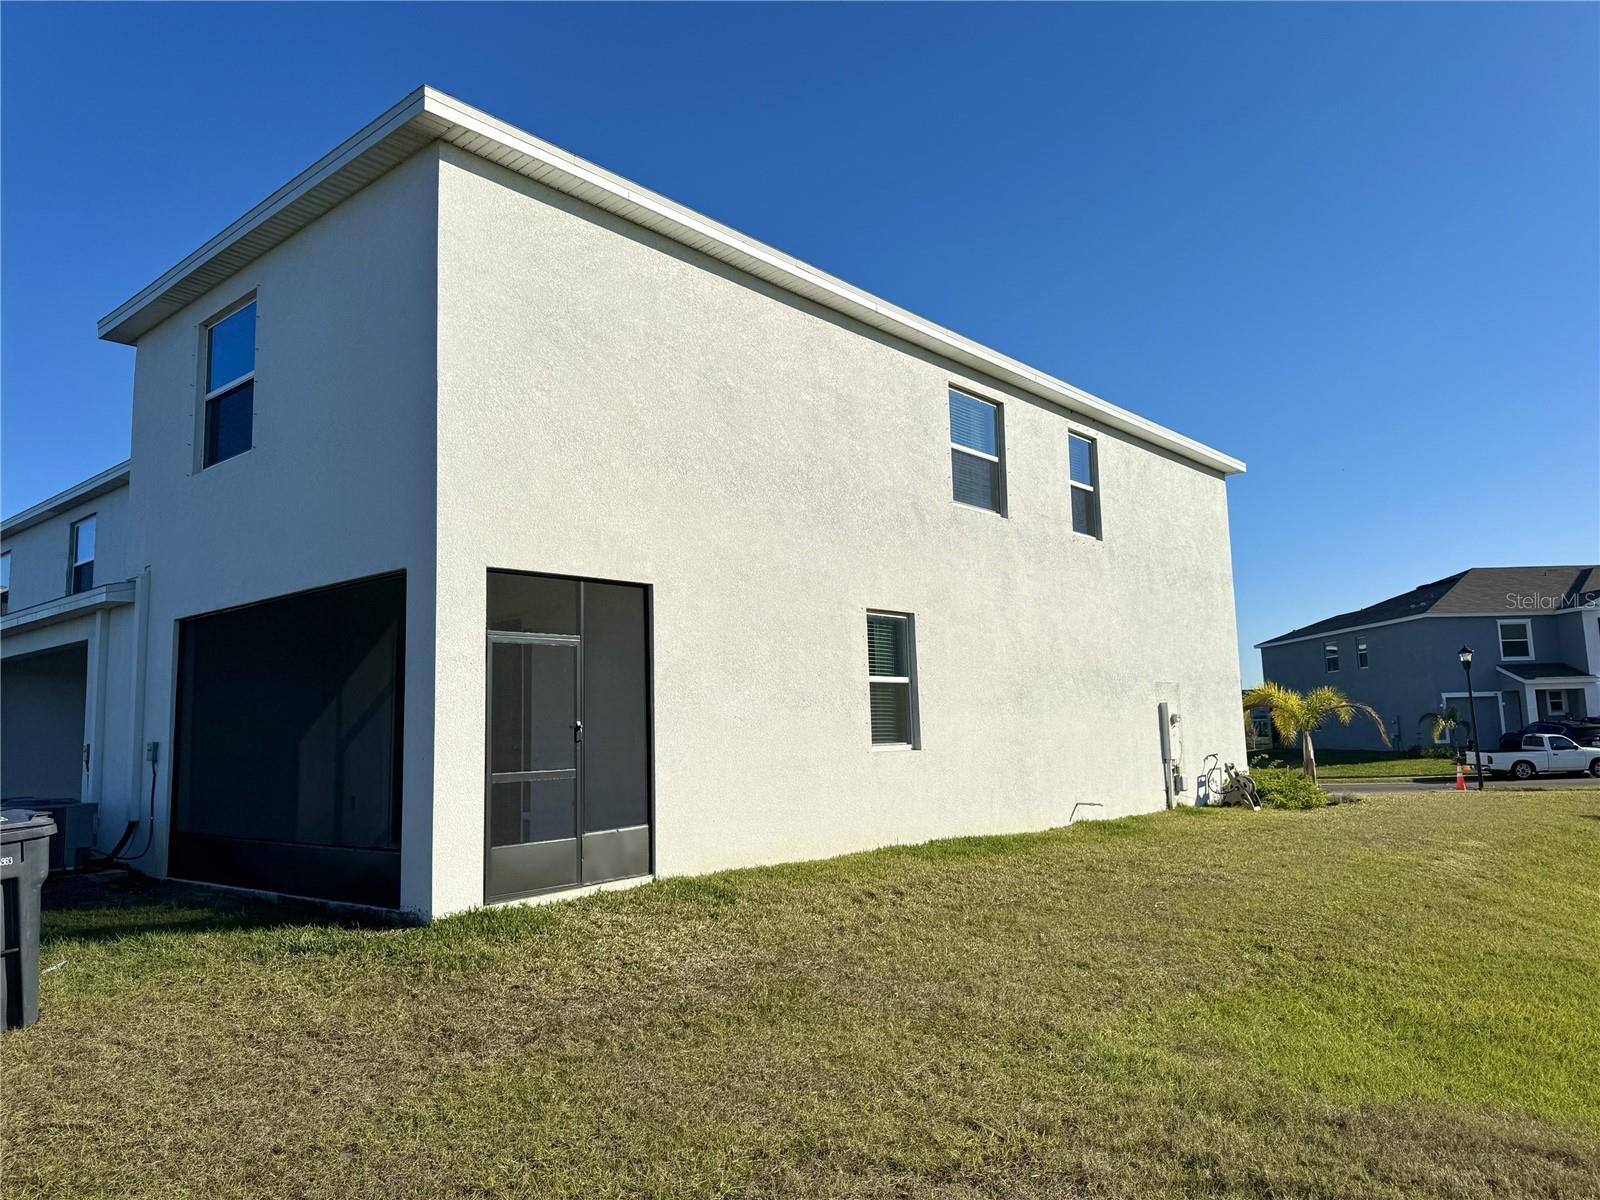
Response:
[2,459,132,537]
[97,86,1246,477]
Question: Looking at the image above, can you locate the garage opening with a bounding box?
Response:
[1,642,87,804]
[486,570,651,902]
[170,572,405,907]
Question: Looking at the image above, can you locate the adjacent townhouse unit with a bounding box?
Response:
[2,87,1246,919]
[1257,566,1600,750]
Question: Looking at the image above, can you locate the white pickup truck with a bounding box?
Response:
[1469,733,1600,780]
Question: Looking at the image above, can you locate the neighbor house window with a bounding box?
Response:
[0,551,9,614]
[1357,639,1369,669]
[949,389,1003,513]
[1547,691,1566,716]
[69,516,95,594]
[1324,642,1339,673]
[203,298,257,467]
[1497,619,1533,660]
[867,611,917,747]
[1068,432,1101,537]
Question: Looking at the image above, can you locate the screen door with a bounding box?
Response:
[486,634,582,896]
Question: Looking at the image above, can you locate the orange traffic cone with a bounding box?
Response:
[1455,761,1466,790]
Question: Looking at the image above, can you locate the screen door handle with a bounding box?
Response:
[574,720,584,744]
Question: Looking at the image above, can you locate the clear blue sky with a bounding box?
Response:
[3,3,1596,684]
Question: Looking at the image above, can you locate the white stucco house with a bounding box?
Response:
[1,87,1246,919]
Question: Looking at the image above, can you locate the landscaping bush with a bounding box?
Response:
[1249,766,1326,810]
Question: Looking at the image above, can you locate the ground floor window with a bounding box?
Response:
[867,611,918,747]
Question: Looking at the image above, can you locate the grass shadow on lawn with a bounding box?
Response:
[39,867,412,945]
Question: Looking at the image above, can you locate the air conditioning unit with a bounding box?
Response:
[0,800,97,871]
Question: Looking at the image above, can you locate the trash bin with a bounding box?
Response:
[1,808,58,1030]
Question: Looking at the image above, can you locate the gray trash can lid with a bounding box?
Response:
[0,809,58,843]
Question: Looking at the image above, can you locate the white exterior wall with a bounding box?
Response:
[2,481,130,611]
[121,149,440,909]
[432,146,1244,915]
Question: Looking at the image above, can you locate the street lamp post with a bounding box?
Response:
[1459,646,1485,791]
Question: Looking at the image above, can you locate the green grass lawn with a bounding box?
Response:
[6,791,1599,1200]
[1256,747,1460,779]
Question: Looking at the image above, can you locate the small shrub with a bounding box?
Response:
[1249,766,1326,810]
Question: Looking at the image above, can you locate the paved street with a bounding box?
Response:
[1329,775,1600,794]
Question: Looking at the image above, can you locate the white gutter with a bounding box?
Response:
[97,87,1244,478]
[2,460,131,537]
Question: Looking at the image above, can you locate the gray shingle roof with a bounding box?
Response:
[1496,661,1599,682]
[1258,566,1600,646]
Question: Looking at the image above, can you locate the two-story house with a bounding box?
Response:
[1257,566,1600,750]
[1,462,139,819]
[3,87,1247,919]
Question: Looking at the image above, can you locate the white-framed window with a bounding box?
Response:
[68,515,95,595]
[1324,642,1340,673]
[0,550,9,614]
[949,388,1004,513]
[866,611,918,747]
[1357,639,1369,669]
[1496,619,1533,661]
[202,297,257,468]
[1067,432,1101,538]
[1547,690,1566,716]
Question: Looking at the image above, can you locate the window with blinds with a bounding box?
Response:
[949,389,1004,513]
[867,611,917,747]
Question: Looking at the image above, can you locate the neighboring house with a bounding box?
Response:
[1257,567,1600,751]
[2,87,1246,919]
[0,463,137,813]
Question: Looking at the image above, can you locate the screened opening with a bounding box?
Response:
[949,389,1003,512]
[1068,433,1100,537]
[867,611,917,747]
[170,571,405,907]
[484,571,651,902]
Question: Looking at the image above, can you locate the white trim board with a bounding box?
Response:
[1257,603,1600,649]
[1,460,131,536]
[95,87,1243,478]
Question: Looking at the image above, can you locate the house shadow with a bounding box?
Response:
[40,867,415,944]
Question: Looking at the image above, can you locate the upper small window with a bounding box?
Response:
[0,550,10,614]
[1324,642,1340,673]
[1497,620,1532,660]
[866,612,918,747]
[1357,639,1369,669]
[203,299,257,467]
[949,389,1003,513]
[69,515,95,594]
[1068,433,1101,537]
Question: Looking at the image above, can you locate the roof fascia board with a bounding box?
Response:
[96,87,1244,476]
[1,460,132,537]
[96,88,434,343]
[1256,603,1600,650]
[419,91,1243,476]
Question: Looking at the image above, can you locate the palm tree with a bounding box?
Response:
[1417,706,1469,749]
[1242,682,1390,783]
